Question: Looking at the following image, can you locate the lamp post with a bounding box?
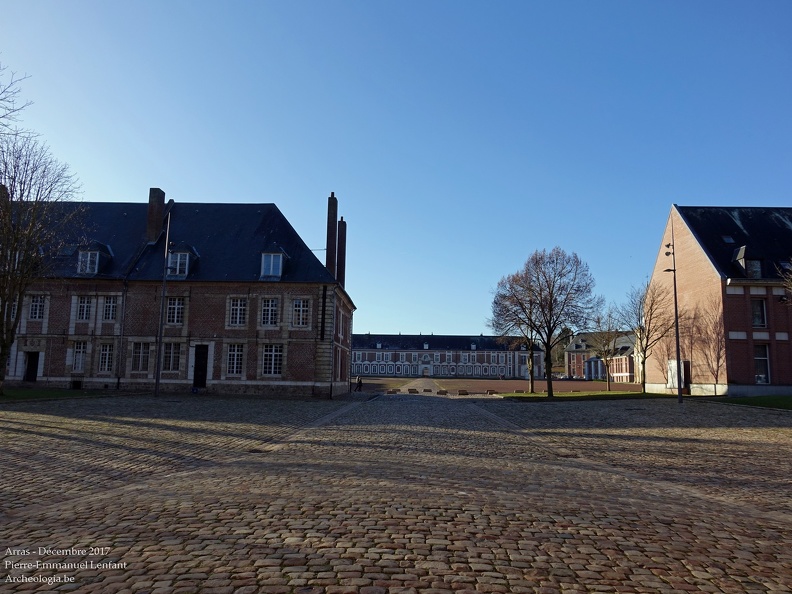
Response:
[663,223,683,403]
[154,213,172,398]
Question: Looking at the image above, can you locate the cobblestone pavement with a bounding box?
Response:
[1,392,791,593]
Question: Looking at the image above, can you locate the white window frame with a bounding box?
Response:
[78,251,99,274]
[262,344,283,375]
[755,344,770,384]
[99,343,114,373]
[77,296,92,321]
[751,299,767,328]
[29,295,45,320]
[103,296,117,321]
[292,298,310,328]
[260,298,279,326]
[227,343,244,376]
[163,343,181,372]
[261,253,283,278]
[169,252,189,276]
[132,342,150,372]
[166,297,185,325]
[229,297,248,327]
[73,341,87,372]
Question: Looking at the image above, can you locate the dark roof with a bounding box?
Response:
[48,201,336,284]
[352,334,540,351]
[677,206,792,280]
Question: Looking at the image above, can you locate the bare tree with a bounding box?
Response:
[491,247,601,398]
[0,132,81,394]
[490,279,540,393]
[587,304,625,391]
[618,280,676,393]
[695,295,726,395]
[0,63,31,135]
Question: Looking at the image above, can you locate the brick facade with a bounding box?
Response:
[646,205,792,396]
[6,190,354,398]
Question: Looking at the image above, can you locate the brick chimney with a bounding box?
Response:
[325,192,338,277]
[147,188,165,243]
[336,216,347,288]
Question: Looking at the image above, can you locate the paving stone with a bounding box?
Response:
[0,394,791,592]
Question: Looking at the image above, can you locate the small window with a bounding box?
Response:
[292,298,309,327]
[229,297,248,327]
[103,296,117,321]
[227,344,244,375]
[751,299,767,328]
[77,296,92,321]
[29,295,45,320]
[163,343,181,372]
[262,344,283,375]
[98,343,114,373]
[132,342,150,372]
[167,297,185,325]
[261,298,279,326]
[261,253,283,278]
[722,235,735,244]
[746,260,762,279]
[73,341,87,372]
[78,251,99,274]
[168,252,190,277]
[754,344,770,384]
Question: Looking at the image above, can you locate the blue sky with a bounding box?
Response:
[3,1,791,335]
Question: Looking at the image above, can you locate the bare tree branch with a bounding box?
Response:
[0,63,32,135]
[0,132,82,394]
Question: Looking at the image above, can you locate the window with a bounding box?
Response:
[262,344,283,375]
[751,299,767,328]
[73,341,87,373]
[172,252,190,276]
[103,296,117,321]
[292,298,309,327]
[77,296,92,321]
[229,298,248,326]
[132,342,150,372]
[261,253,283,278]
[227,344,244,375]
[29,295,45,320]
[261,298,279,326]
[77,251,99,274]
[167,297,185,325]
[746,260,761,279]
[755,345,770,384]
[163,343,181,372]
[99,344,114,373]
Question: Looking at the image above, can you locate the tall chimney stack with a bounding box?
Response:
[336,216,347,288]
[147,188,165,243]
[325,192,338,277]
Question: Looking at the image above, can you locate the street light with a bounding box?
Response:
[154,213,172,398]
[663,222,683,403]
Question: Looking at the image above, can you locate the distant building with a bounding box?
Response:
[565,332,636,382]
[646,205,792,395]
[352,334,544,379]
[7,189,354,397]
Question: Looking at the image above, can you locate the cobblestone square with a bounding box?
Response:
[1,389,791,593]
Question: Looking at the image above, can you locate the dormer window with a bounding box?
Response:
[746,260,761,279]
[168,252,190,277]
[261,253,283,279]
[77,251,99,274]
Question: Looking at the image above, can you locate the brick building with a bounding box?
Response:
[646,205,792,396]
[352,334,544,379]
[7,189,355,397]
[565,333,636,382]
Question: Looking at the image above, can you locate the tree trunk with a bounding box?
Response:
[545,352,554,398]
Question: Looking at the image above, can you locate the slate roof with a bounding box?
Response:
[677,206,792,280]
[48,201,336,284]
[352,334,540,352]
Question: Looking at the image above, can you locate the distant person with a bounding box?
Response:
[355,376,363,392]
